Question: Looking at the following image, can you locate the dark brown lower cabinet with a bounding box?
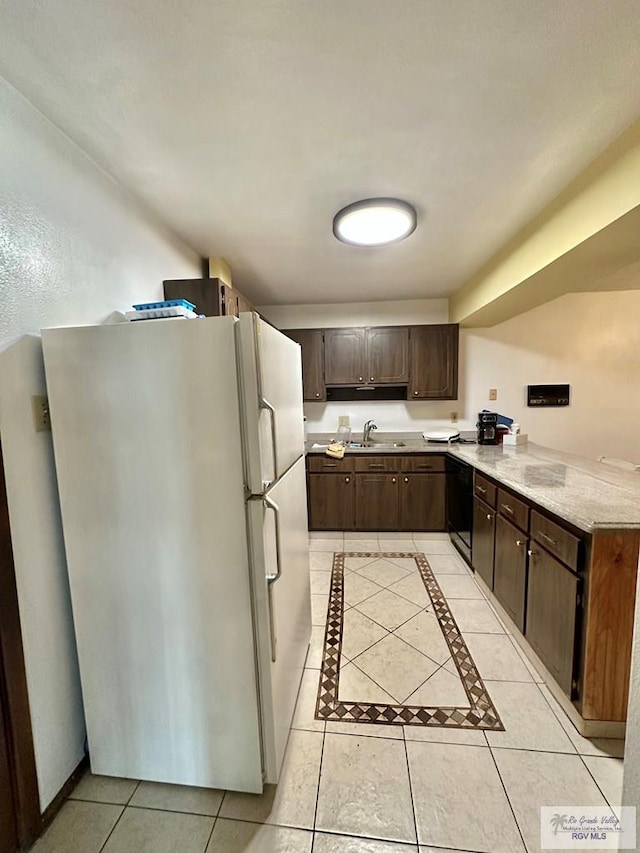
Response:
[494,515,528,632]
[472,497,496,588]
[400,474,445,531]
[526,546,579,695]
[308,473,354,530]
[355,474,399,530]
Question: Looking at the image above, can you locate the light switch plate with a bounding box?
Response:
[489,388,498,401]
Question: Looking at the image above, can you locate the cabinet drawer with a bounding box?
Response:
[474,473,497,507]
[307,455,354,473]
[354,456,401,472]
[400,455,446,473]
[530,510,580,571]
[497,488,529,532]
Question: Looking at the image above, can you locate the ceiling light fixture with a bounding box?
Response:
[333,198,417,246]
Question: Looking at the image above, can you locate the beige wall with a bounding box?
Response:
[257,298,449,329]
[262,291,640,463]
[0,76,200,809]
[450,118,640,326]
[463,290,640,461]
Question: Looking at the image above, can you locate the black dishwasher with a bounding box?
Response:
[446,456,473,565]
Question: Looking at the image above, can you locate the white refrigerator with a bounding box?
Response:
[42,313,311,793]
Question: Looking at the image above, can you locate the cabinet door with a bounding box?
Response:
[237,291,254,313]
[324,329,366,385]
[223,286,239,317]
[367,327,409,384]
[285,330,325,401]
[163,279,224,316]
[526,547,578,696]
[494,515,528,632]
[409,324,459,399]
[355,474,399,531]
[472,497,495,589]
[308,474,354,530]
[400,474,445,531]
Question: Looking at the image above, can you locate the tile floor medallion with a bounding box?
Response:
[315,552,504,730]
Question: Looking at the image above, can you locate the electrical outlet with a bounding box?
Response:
[489,388,498,401]
[32,395,51,432]
[450,411,458,423]
[338,415,350,427]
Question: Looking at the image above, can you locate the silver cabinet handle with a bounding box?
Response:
[345,477,350,483]
[502,504,514,515]
[404,477,409,483]
[315,392,320,398]
[392,477,397,483]
[359,376,364,381]
[515,539,522,547]
[539,531,558,547]
[259,396,278,488]
[528,548,536,558]
[370,377,375,381]
[413,390,419,396]
[264,495,282,663]
[486,513,492,521]
[477,485,487,494]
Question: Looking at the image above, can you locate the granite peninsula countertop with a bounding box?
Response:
[306,433,640,533]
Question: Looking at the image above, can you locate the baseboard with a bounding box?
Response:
[37,753,89,841]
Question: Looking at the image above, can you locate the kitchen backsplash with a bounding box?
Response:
[303,400,476,435]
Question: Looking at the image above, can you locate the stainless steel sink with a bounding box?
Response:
[349,442,406,449]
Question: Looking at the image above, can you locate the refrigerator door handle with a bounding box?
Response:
[259,397,278,490]
[264,495,282,662]
[264,495,282,585]
[253,315,279,489]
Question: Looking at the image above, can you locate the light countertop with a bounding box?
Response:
[306,433,640,532]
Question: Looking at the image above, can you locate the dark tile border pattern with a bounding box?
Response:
[315,552,504,730]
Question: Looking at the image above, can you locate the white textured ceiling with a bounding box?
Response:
[1,1,640,305]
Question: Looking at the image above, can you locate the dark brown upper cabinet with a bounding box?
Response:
[284,330,326,401]
[278,322,458,401]
[367,327,409,384]
[162,278,253,317]
[324,329,367,385]
[409,324,458,400]
[324,327,408,386]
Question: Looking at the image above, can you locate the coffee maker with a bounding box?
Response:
[477,411,498,445]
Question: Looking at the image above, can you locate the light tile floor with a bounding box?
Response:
[36,531,624,853]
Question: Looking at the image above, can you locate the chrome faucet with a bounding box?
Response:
[363,419,378,446]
